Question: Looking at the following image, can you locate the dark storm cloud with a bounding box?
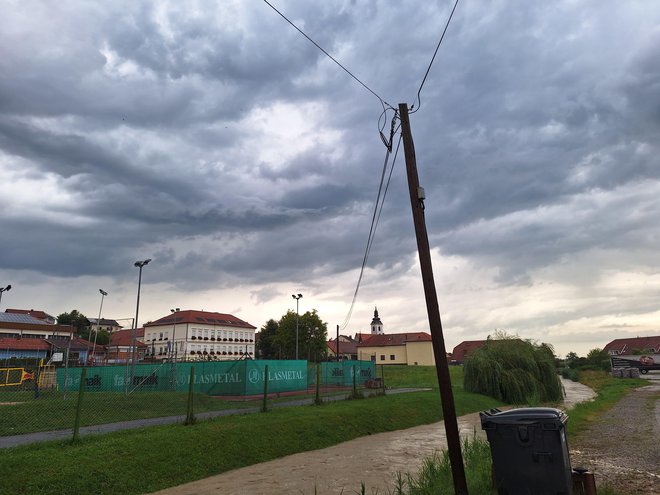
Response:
[1,0,659,305]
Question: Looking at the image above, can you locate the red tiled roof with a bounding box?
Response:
[603,336,660,354]
[354,333,374,343]
[451,340,487,362]
[0,321,74,332]
[0,337,51,351]
[327,339,358,355]
[109,328,147,347]
[356,332,432,347]
[45,337,101,352]
[144,310,256,330]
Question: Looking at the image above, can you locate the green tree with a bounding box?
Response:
[57,310,89,334]
[274,310,328,361]
[257,319,279,359]
[464,335,563,404]
[585,348,611,371]
[80,328,111,346]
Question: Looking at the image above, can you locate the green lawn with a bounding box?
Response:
[0,364,449,437]
[0,390,255,436]
[0,366,502,495]
[381,363,443,388]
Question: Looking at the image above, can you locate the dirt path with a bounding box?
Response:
[150,379,595,495]
[569,376,660,494]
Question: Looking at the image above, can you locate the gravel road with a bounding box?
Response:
[569,375,660,494]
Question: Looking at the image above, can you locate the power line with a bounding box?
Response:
[261,0,393,111]
[410,0,460,114]
[340,123,402,331]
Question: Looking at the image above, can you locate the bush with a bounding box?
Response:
[560,367,580,382]
[464,337,563,404]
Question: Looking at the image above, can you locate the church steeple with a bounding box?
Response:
[370,306,383,335]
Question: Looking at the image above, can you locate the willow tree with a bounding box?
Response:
[463,335,563,404]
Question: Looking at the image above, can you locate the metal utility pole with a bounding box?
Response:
[131,259,151,388]
[398,102,468,495]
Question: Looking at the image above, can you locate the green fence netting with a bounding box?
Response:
[55,360,374,396]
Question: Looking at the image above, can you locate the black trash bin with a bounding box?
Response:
[480,407,573,495]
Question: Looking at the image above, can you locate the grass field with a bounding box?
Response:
[0,365,502,495]
[0,364,447,437]
[0,390,257,436]
[6,366,639,495]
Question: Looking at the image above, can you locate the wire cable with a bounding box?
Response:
[261,0,393,111]
[340,124,402,331]
[410,0,460,114]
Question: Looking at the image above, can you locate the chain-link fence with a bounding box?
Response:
[0,360,378,446]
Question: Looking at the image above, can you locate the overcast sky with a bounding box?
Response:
[1,1,659,357]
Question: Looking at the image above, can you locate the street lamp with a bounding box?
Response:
[170,308,180,362]
[131,258,151,386]
[292,293,303,360]
[90,289,108,365]
[0,284,12,309]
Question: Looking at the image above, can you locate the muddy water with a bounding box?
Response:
[150,379,595,495]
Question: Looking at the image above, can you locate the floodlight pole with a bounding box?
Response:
[399,103,468,495]
[0,284,11,309]
[131,259,151,387]
[171,308,180,362]
[90,289,108,365]
[292,294,303,360]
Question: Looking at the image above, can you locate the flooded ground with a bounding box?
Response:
[150,379,596,495]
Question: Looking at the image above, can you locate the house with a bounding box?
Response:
[143,310,256,361]
[357,332,434,365]
[449,340,488,364]
[86,318,123,334]
[5,308,56,325]
[46,337,100,365]
[603,336,660,356]
[0,337,51,362]
[327,335,359,361]
[0,335,99,365]
[105,328,147,364]
[0,313,74,340]
[352,308,436,365]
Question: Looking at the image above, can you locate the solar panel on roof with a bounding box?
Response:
[0,313,49,324]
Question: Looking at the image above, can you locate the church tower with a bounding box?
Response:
[370,307,384,335]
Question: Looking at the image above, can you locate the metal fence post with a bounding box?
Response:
[185,366,196,425]
[261,365,269,412]
[315,363,321,405]
[352,364,357,396]
[72,367,87,442]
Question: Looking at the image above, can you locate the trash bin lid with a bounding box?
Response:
[480,407,568,429]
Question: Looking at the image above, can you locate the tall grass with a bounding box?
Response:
[402,437,495,495]
[463,339,562,404]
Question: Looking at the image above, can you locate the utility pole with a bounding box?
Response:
[399,102,468,495]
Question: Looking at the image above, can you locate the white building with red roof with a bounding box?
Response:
[603,336,660,355]
[143,310,256,361]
